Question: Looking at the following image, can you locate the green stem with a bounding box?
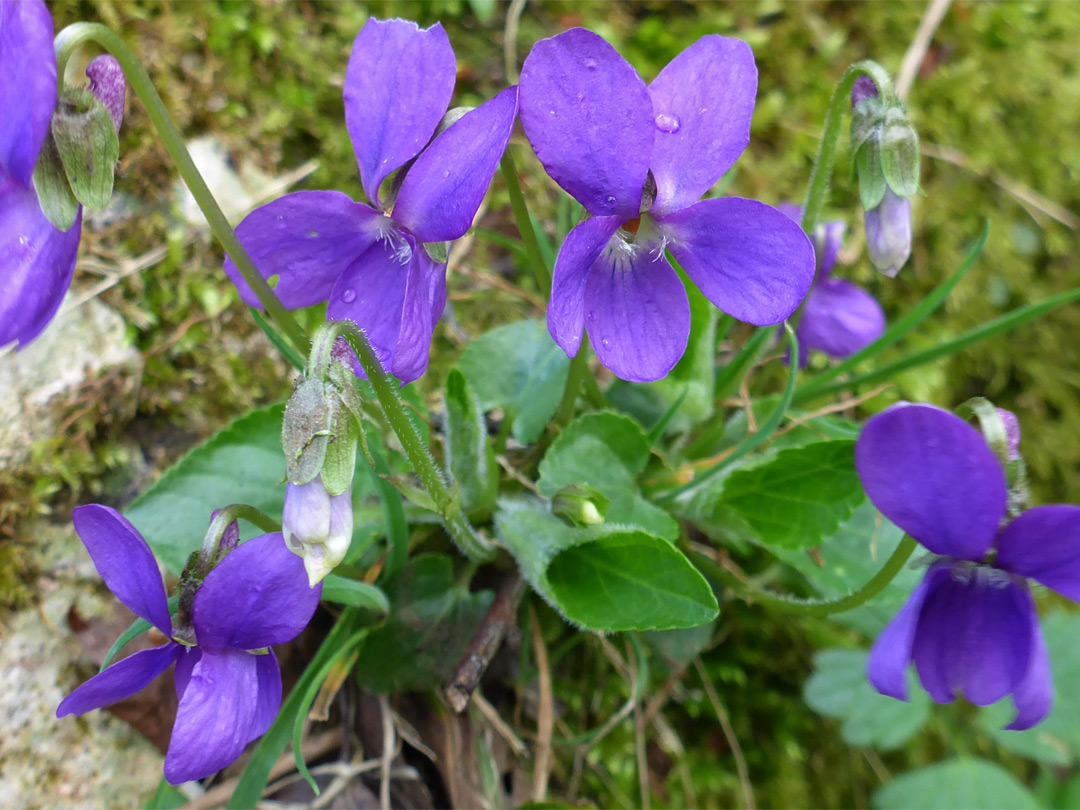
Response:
[691,534,919,617]
[321,321,493,562]
[800,60,897,236]
[500,150,552,294]
[554,337,591,429]
[198,503,282,569]
[54,23,310,357]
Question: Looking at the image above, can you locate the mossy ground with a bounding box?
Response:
[5,1,1080,806]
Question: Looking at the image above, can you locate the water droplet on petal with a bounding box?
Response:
[549,109,556,115]
[654,113,681,134]
[601,338,610,348]
[605,196,616,205]
[584,58,597,70]
[341,288,357,304]
[443,170,450,178]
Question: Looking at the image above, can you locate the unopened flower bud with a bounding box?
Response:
[49,87,119,210]
[879,107,920,199]
[283,476,353,586]
[86,55,126,131]
[552,484,610,528]
[865,188,911,277]
[850,76,879,109]
[997,408,1021,462]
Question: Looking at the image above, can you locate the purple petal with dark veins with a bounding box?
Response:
[224,191,384,309]
[647,35,757,214]
[796,278,885,361]
[390,237,446,384]
[174,646,201,700]
[57,642,180,717]
[658,197,814,325]
[192,532,321,651]
[326,233,413,376]
[855,403,1007,560]
[394,86,519,243]
[344,19,456,208]
[583,237,690,382]
[547,215,623,359]
[997,505,1080,602]
[0,0,56,186]
[164,648,259,784]
[71,504,172,634]
[867,561,952,701]
[0,177,81,348]
[912,568,1033,706]
[519,28,652,218]
[1006,604,1053,730]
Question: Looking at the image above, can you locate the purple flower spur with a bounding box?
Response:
[518,28,814,382]
[777,204,885,367]
[226,18,518,384]
[56,505,321,784]
[856,403,1080,730]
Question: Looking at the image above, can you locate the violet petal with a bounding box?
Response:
[796,278,885,360]
[997,505,1080,602]
[997,408,1021,461]
[865,188,911,277]
[344,19,456,208]
[326,235,412,377]
[547,215,623,359]
[249,651,282,742]
[394,86,519,242]
[913,568,1033,706]
[648,35,757,215]
[225,191,384,309]
[0,177,81,348]
[86,55,126,131]
[583,238,690,382]
[57,642,181,717]
[0,0,56,186]
[192,532,321,650]
[519,27,652,219]
[854,403,1007,560]
[867,561,952,701]
[71,504,172,635]
[173,646,201,700]
[815,220,846,278]
[390,237,446,384]
[659,197,815,325]
[164,648,259,785]
[1006,605,1053,731]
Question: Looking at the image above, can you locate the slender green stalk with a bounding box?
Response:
[554,338,592,429]
[54,23,310,357]
[320,321,493,562]
[691,535,919,616]
[500,150,552,293]
[198,503,281,568]
[800,60,896,236]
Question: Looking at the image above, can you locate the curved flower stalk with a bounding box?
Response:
[0,0,126,349]
[518,28,814,382]
[856,403,1080,730]
[56,505,321,784]
[777,203,885,367]
[225,18,519,384]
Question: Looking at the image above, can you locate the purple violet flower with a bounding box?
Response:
[56,505,322,784]
[283,476,354,586]
[518,29,814,382]
[865,188,912,277]
[226,19,519,384]
[0,0,56,185]
[777,204,885,367]
[855,403,1080,730]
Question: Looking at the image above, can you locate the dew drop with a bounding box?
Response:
[601,338,610,348]
[341,288,357,304]
[549,109,556,115]
[584,58,597,70]
[605,195,616,205]
[654,113,681,134]
[443,170,450,178]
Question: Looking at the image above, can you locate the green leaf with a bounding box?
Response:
[321,575,389,613]
[51,88,120,209]
[873,758,1038,810]
[353,554,493,693]
[143,778,187,810]
[496,500,716,632]
[458,320,570,443]
[715,440,865,550]
[538,411,676,540]
[803,647,928,751]
[444,369,497,515]
[774,500,923,636]
[547,532,718,631]
[125,404,375,574]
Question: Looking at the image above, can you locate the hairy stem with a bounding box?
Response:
[54,22,310,356]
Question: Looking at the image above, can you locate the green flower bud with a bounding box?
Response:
[552,484,610,528]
